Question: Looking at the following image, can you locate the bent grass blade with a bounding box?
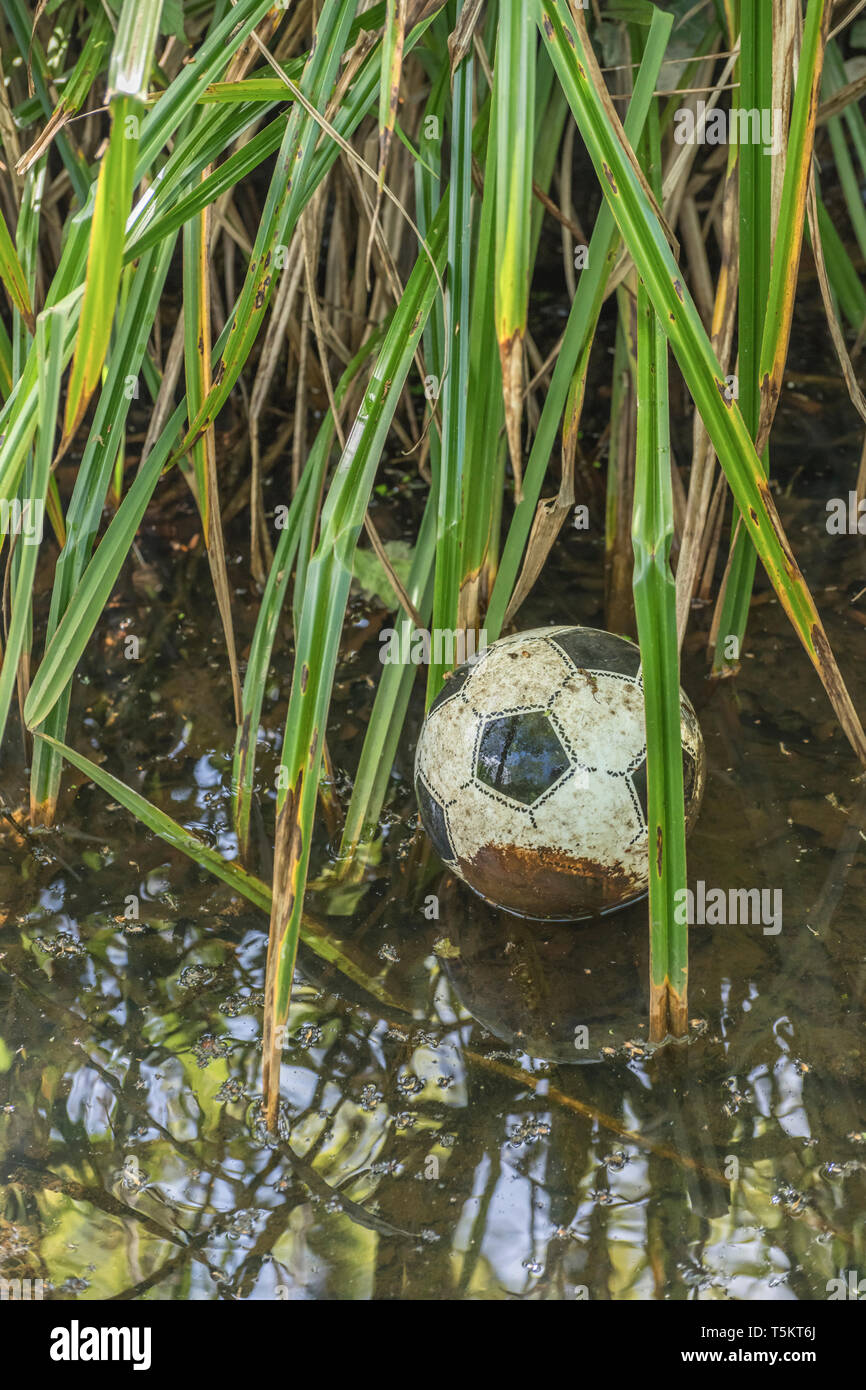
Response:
[34,734,406,1012]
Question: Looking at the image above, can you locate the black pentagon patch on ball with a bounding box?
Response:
[415,777,456,863]
[475,711,570,806]
[549,627,641,679]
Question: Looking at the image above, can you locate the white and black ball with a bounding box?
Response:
[414,625,705,920]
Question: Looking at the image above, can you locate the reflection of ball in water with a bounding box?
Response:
[414,626,705,921]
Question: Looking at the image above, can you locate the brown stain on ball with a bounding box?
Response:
[459,842,646,920]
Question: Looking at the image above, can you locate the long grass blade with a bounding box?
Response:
[427,45,472,701]
[262,201,447,1129]
[494,0,535,502]
[0,307,65,748]
[60,0,164,452]
[714,0,830,672]
[182,189,242,721]
[0,206,35,333]
[756,0,832,452]
[632,90,687,1043]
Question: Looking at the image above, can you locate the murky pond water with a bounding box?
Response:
[2,302,866,1300]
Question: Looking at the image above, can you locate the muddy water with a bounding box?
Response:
[2,360,866,1301]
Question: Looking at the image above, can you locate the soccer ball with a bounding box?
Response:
[414,625,705,921]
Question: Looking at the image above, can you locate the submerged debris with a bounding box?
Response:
[35,932,85,959]
[192,1034,232,1068]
